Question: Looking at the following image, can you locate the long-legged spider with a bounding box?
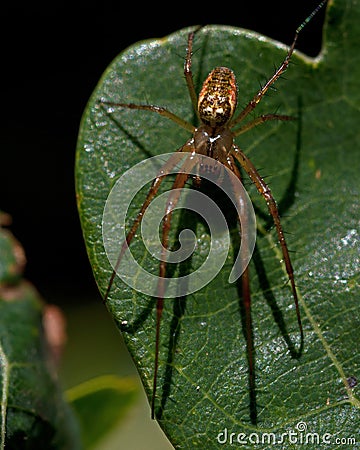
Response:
[102,1,326,420]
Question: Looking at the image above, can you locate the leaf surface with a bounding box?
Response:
[0,222,81,449]
[76,1,360,447]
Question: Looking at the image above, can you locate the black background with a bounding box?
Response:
[1,1,326,305]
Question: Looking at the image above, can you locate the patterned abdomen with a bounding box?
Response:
[198,67,238,127]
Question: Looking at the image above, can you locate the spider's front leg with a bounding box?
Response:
[232,144,304,346]
[226,158,256,420]
[151,149,203,418]
[103,143,194,303]
[152,169,191,419]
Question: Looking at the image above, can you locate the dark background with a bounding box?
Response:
[1,1,326,305]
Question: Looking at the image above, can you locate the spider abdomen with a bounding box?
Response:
[198,66,237,127]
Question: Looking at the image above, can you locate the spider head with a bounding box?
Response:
[198,67,237,128]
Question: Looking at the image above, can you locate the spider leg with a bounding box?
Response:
[184,28,201,120]
[152,156,197,419]
[229,0,327,129]
[231,144,304,344]
[224,158,256,421]
[101,101,195,133]
[104,142,194,303]
[232,113,295,138]
[229,43,297,129]
[241,265,255,411]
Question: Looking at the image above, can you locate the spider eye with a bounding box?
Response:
[198,67,237,127]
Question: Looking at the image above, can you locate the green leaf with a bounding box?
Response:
[0,222,82,449]
[66,375,138,449]
[76,1,359,448]
[0,213,25,285]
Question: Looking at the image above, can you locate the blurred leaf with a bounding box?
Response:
[0,213,25,285]
[0,221,82,449]
[66,375,138,449]
[76,0,359,448]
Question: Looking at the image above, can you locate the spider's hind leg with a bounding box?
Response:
[101,101,195,133]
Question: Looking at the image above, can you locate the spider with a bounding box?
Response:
[102,1,326,420]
